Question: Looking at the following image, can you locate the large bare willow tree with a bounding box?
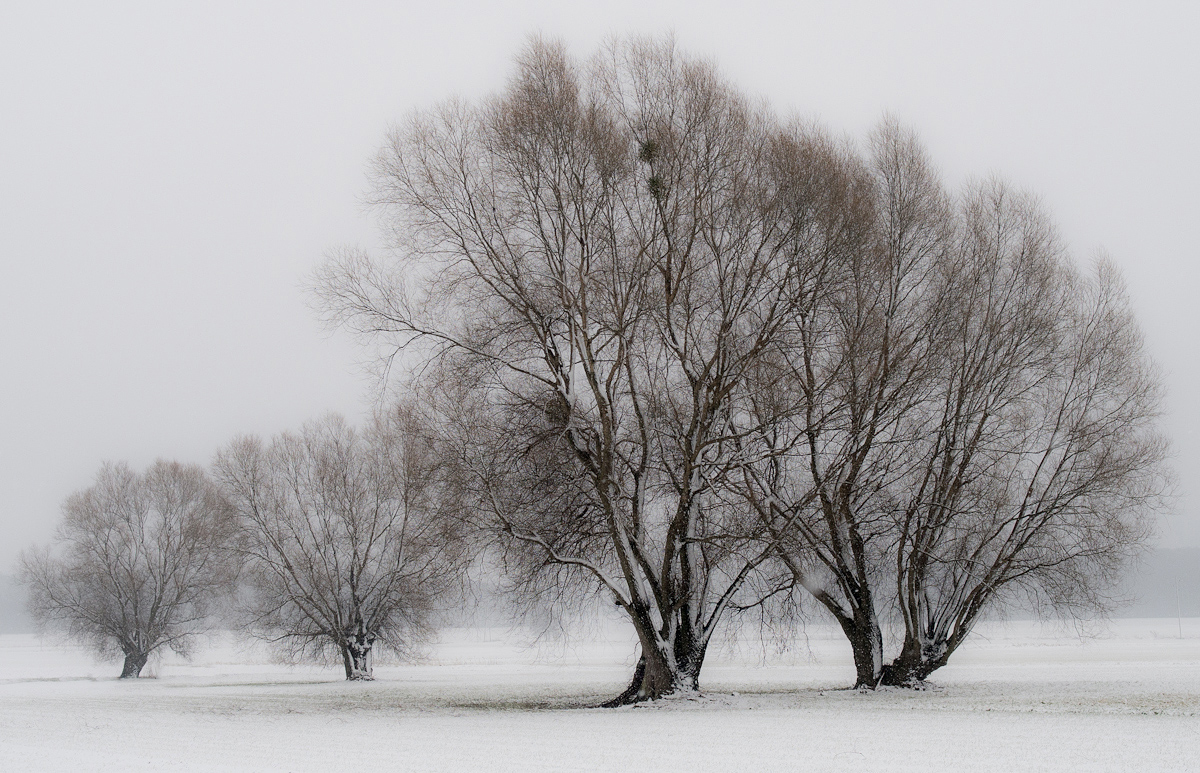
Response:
[316,37,846,701]
[740,122,1169,687]
[878,186,1168,685]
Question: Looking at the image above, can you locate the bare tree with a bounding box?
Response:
[877,189,1169,685]
[214,411,464,680]
[738,118,955,687]
[741,122,1169,687]
[20,461,236,678]
[316,36,833,701]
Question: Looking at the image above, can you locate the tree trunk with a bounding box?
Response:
[879,657,926,686]
[879,634,952,687]
[602,655,648,707]
[120,650,148,678]
[795,552,887,688]
[602,637,705,706]
[834,605,885,688]
[340,634,375,681]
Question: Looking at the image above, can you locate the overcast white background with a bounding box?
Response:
[2,1,1197,571]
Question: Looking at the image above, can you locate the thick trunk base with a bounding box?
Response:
[844,625,884,689]
[341,639,374,681]
[601,653,700,707]
[878,637,951,687]
[341,616,377,680]
[879,657,940,687]
[120,651,148,679]
[601,656,647,707]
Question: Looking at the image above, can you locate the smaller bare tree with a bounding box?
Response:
[214,410,464,680]
[20,461,236,678]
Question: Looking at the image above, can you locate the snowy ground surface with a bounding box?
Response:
[1,618,1198,772]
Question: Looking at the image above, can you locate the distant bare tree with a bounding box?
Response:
[20,461,236,678]
[214,411,464,680]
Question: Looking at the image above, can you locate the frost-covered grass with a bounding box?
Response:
[1,619,1198,772]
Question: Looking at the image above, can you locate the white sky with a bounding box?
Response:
[2,0,1197,569]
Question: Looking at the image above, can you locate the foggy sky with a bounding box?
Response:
[2,0,1197,569]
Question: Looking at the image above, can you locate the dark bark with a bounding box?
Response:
[601,655,647,707]
[340,632,375,681]
[879,653,943,686]
[603,657,696,706]
[602,635,706,706]
[879,658,931,686]
[878,630,962,686]
[119,650,148,678]
[835,607,884,688]
[671,614,705,691]
[805,576,885,688]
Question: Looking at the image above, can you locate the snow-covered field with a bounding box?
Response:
[1,619,1198,772]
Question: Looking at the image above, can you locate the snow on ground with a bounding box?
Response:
[1,618,1198,772]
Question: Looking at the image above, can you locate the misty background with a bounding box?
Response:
[2,1,1197,628]
[4,550,1199,633]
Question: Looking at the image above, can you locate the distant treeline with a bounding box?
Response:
[0,575,32,633]
[1122,548,1200,618]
